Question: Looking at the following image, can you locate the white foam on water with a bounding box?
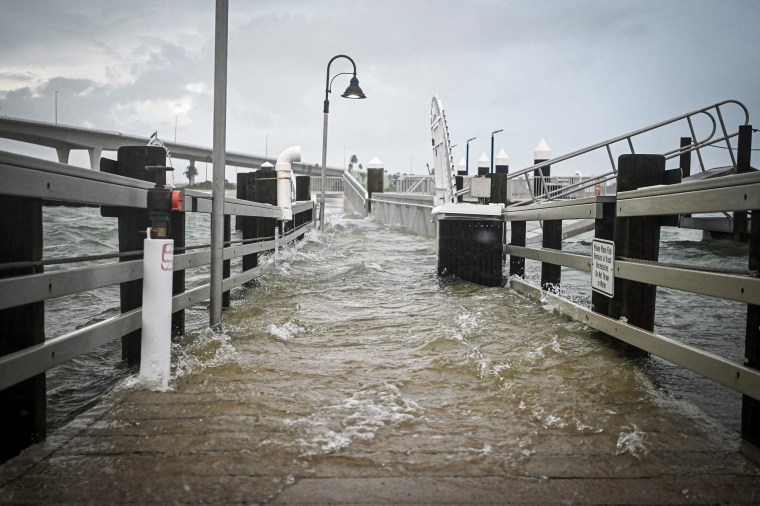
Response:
[615,424,647,459]
[171,327,238,381]
[267,321,304,341]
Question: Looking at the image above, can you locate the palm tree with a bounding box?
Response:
[348,154,358,172]
[184,163,198,186]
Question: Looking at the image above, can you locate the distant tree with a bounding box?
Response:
[348,154,358,172]
[184,164,198,186]
[358,163,363,171]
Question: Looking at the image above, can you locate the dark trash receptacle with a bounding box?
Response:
[437,216,504,287]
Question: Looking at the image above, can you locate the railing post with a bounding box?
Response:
[509,221,526,278]
[734,125,753,241]
[296,175,311,229]
[103,145,167,366]
[743,204,760,449]
[367,165,384,214]
[254,163,277,256]
[240,172,258,274]
[608,154,665,342]
[541,220,562,292]
[0,195,45,460]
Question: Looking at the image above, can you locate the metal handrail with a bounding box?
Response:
[507,99,749,205]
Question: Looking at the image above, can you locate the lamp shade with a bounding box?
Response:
[341,76,366,99]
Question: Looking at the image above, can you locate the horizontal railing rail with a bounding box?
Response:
[0,151,315,392]
[508,99,749,205]
[504,166,760,446]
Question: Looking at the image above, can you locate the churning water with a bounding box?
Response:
[41,198,748,456]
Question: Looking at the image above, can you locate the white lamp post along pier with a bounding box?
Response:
[320,54,366,231]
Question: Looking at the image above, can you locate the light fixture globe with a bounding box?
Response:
[341,76,366,99]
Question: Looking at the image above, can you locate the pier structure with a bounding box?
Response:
[1,98,760,502]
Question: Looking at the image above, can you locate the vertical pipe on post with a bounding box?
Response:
[210,0,229,328]
[0,195,45,460]
[139,236,173,390]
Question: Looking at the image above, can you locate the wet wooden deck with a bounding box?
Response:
[2,335,760,505]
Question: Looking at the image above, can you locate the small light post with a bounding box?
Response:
[465,137,476,175]
[320,54,366,231]
[490,129,503,173]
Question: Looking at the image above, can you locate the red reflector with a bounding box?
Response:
[171,191,183,211]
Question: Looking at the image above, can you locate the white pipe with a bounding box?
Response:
[139,233,174,390]
[276,145,300,221]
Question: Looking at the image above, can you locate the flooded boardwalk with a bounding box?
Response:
[1,215,759,504]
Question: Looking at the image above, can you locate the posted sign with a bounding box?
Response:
[591,239,615,298]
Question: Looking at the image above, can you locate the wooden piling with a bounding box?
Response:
[541,220,562,292]
[239,173,257,273]
[0,195,45,460]
[743,206,760,449]
[679,137,692,179]
[235,173,247,231]
[103,146,169,366]
[254,166,277,255]
[367,168,384,213]
[509,221,526,278]
[608,154,665,339]
[295,175,311,228]
[734,125,753,240]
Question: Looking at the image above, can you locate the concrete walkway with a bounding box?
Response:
[1,327,759,504]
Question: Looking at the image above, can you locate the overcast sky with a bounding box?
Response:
[1,0,759,182]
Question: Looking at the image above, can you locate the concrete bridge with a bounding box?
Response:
[0,116,342,177]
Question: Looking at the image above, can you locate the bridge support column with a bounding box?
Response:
[0,195,45,460]
[55,146,70,164]
[608,154,665,352]
[88,146,103,171]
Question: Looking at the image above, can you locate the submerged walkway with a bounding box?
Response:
[2,216,760,504]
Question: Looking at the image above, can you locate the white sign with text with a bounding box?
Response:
[591,239,615,298]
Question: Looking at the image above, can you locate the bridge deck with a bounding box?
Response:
[1,335,759,504]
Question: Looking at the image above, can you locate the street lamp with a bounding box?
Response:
[490,129,503,173]
[465,137,476,175]
[320,54,366,231]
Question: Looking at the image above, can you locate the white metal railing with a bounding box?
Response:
[508,99,750,205]
[310,176,344,195]
[392,175,435,194]
[342,170,368,216]
[369,193,435,237]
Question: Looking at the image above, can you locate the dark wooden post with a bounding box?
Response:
[734,125,753,240]
[295,175,311,228]
[541,220,562,292]
[239,173,258,274]
[679,137,692,179]
[509,221,526,278]
[493,148,510,205]
[103,146,167,366]
[608,154,665,337]
[743,205,760,448]
[235,172,247,231]
[223,215,231,307]
[367,167,384,213]
[455,175,464,203]
[0,195,45,460]
[254,164,277,255]
[591,198,616,315]
[171,207,185,337]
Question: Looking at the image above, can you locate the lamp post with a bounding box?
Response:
[465,137,476,175]
[320,54,366,231]
[490,129,503,173]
